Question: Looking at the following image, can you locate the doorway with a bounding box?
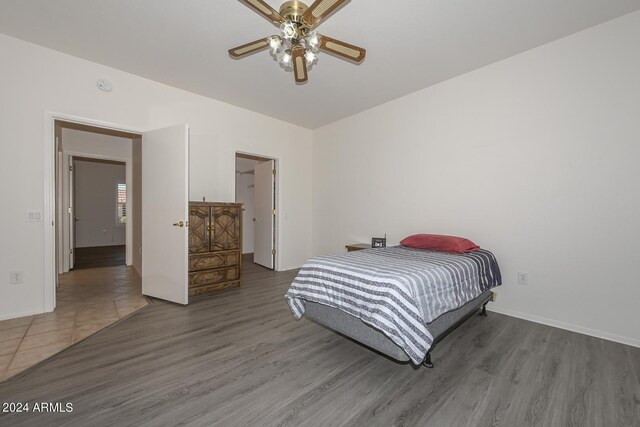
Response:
[55,120,140,275]
[71,157,127,270]
[235,153,277,270]
[54,120,145,315]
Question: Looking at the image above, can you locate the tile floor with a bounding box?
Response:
[0,265,147,381]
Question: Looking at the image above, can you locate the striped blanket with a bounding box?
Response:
[285,246,502,364]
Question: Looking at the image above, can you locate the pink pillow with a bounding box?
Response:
[400,234,480,254]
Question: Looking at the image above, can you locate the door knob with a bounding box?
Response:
[172,221,188,228]
[73,217,79,222]
[253,218,256,223]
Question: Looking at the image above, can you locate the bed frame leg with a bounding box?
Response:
[422,352,434,369]
[480,303,488,317]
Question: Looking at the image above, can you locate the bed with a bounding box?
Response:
[285,245,502,367]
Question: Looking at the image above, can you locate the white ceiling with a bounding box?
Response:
[1,0,639,129]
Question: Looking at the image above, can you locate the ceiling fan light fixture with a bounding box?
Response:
[231,0,365,84]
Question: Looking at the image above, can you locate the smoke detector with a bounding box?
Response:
[97,79,113,92]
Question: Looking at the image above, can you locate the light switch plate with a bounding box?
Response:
[26,210,43,222]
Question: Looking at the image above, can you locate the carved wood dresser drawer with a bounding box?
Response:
[189,251,240,272]
[189,265,240,288]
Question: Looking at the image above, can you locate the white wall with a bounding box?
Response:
[312,12,640,347]
[235,158,259,254]
[74,160,126,248]
[0,33,313,320]
[59,128,133,271]
[63,128,133,159]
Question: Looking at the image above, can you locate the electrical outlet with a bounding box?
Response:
[10,271,23,284]
[517,272,528,286]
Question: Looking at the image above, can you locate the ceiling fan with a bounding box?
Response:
[229,0,366,84]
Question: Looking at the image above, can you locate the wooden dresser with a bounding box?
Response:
[188,202,242,296]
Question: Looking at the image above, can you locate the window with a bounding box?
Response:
[117,183,127,224]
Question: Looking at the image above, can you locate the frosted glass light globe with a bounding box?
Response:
[269,36,282,53]
[304,50,317,65]
[280,20,297,41]
[278,49,292,68]
[307,32,321,50]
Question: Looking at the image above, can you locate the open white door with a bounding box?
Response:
[254,160,275,269]
[142,124,189,305]
[68,155,75,270]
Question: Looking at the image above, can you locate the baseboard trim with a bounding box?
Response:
[488,306,640,349]
[132,264,142,277]
[0,309,46,322]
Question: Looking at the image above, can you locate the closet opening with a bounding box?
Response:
[235,152,278,270]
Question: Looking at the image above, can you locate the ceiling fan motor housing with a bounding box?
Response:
[279,1,309,24]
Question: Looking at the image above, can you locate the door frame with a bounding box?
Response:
[234,151,280,271]
[61,152,131,273]
[44,111,144,313]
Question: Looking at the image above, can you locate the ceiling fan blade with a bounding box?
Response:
[239,0,285,25]
[291,45,308,83]
[319,35,366,63]
[302,0,348,28]
[228,38,270,58]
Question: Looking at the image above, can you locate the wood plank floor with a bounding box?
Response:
[73,245,126,270]
[1,259,638,426]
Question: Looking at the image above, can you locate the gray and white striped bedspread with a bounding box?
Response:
[285,246,502,364]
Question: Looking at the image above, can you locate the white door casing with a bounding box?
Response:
[141,124,190,304]
[68,156,75,270]
[254,160,275,269]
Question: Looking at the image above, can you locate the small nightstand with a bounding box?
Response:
[345,243,371,252]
